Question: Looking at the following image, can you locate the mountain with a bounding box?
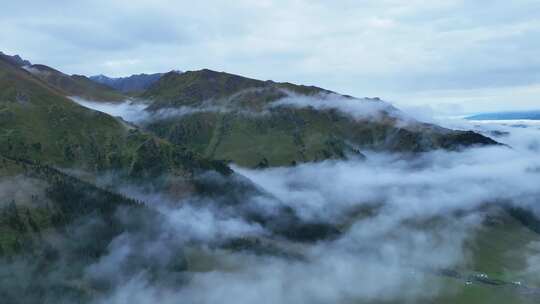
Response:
[20,64,126,102]
[1,53,538,304]
[141,69,329,110]
[140,69,498,167]
[0,55,231,183]
[0,54,323,236]
[0,56,234,299]
[0,51,31,67]
[90,73,164,94]
[467,110,540,120]
[0,59,335,301]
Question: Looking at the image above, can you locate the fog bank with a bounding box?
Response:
[93,119,540,303]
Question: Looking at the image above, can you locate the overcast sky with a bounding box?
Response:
[1,0,539,114]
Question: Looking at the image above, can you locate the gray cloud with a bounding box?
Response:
[1,1,539,113]
[70,97,150,123]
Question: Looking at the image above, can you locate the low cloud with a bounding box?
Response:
[91,119,540,303]
[71,97,151,123]
[71,97,233,124]
[0,176,48,207]
[72,91,418,129]
[3,115,539,303]
[270,92,408,122]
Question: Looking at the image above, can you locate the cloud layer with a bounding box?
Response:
[2,118,540,303]
[92,119,540,303]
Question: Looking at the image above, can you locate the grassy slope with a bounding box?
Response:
[148,109,358,167]
[142,70,496,167]
[431,209,540,304]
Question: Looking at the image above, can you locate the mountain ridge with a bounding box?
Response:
[142,69,336,110]
[138,68,499,167]
[90,72,164,94]
[0,51,31,67]
[467,110,540,120]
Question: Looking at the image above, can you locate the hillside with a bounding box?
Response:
[0,155,144,255]
[141,69,498,167]
[0,155,187,302]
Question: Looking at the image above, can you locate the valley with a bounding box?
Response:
[0,52,539,303]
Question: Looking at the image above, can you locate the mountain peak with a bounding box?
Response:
[143,69,268,108]
[0,51,31,67]
[143,68,339,110]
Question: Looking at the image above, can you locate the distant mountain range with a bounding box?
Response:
[467,110,540,120]
[90,73,164,94]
